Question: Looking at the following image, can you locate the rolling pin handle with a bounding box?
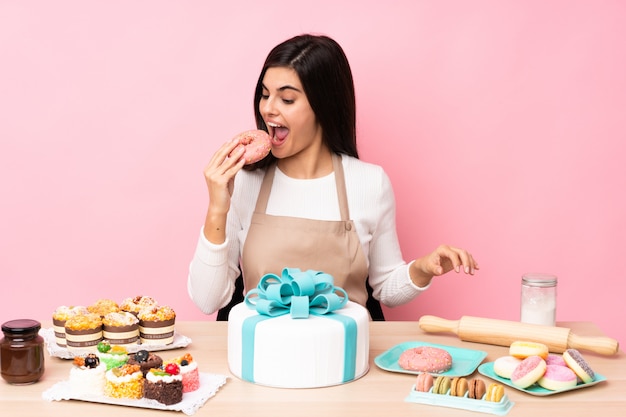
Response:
[567,333,619,356]
[418,315,461,335]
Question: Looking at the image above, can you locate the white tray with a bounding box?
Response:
[405,384,514,416]
[41,327,192,359]
[42,372,227,415]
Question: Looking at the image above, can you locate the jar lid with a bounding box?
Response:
[522,273,557,287]
[2,319,41,334]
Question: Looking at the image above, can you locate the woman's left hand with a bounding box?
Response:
[410,245,479,287]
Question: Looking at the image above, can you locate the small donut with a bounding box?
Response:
[563,349,595,383]
[450,377,468,397]
[433,375,451,394]
[398,346,452,373]
[545,353,567,367]
[468,378,486,399]
[231,130,271,164]
[493,355,522,379]
[509,340,549,360]
[485,383,505,402]
[414,372,434,392]
[538,364,577,390]
[510,355,547,388]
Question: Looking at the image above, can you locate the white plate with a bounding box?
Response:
[42,372,227,415]
[41,327,192,359]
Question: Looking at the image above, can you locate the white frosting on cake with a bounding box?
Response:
[146,371,182,383]
[105,369,142,383]
[228,301,369,388]
[180,361,198,374]
[69,362,106,396]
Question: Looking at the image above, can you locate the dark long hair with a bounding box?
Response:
[247,34,358,170]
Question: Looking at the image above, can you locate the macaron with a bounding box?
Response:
[563,349,595,383]
[415,372,434,393]
[468,378,486,400]
[433,376,451,395]
[485,383,505,402]
[538,364,578,391]
[450,377,468,397]
[511,355,547,389]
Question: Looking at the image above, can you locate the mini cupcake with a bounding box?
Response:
[88,298,120,317]
[64,313,103,352]
[143,363,183,405]
[97,341,129,370]
[102,311,139,347]
[165,353,200,392]
[138,305,176,345]
[69,353,106,396]
[104,364,144,399]
[120,295,158,316]
[52,305,89,347]
[127,349,163,377]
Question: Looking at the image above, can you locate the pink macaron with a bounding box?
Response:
[511,355,547,389]
[415,372,434,392]
[538,364,577,390]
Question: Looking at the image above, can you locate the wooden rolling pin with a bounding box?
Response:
[419,315,619,355]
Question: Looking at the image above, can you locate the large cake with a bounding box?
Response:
[227,268,370,388]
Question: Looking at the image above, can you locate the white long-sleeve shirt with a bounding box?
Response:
[187,154,428,315]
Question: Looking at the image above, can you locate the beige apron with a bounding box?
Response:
[241,153,370,307]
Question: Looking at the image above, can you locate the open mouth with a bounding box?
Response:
[267,122,289,145]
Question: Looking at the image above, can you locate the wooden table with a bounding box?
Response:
[2,321,624,417]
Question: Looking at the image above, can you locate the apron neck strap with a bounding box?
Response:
[255,153,350,221]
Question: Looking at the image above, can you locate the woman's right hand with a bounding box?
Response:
[202,138,246,243]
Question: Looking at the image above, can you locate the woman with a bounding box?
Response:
[187,34,478,315]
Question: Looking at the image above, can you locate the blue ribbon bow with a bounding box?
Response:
[244,268,348,318]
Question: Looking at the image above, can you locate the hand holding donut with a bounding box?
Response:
[202,130,272,244]
[410,244,479,287]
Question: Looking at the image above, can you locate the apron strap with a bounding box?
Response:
[254,153,350,221]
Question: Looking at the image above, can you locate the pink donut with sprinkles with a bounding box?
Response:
[232,130,271,164]
[398,346,453,373]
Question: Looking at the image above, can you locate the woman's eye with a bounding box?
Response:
[282,99,294,104]
[260,94,269,100]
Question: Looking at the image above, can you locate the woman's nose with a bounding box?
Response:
[260,96,276,117]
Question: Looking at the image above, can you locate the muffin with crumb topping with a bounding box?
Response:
[138,305,176,345]
[64,313,103,352]
[102,311,139,348]
[88,298,120,317]
[52,305,89,347]
[120,295,158,316]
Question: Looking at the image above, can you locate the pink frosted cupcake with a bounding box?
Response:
[164,353,200,392]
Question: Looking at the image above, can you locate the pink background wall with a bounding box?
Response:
[1,1,625,349]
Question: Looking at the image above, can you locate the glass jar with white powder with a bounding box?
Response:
[520,273,557,326]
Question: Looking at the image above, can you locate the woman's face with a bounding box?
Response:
[259,67,323,162]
